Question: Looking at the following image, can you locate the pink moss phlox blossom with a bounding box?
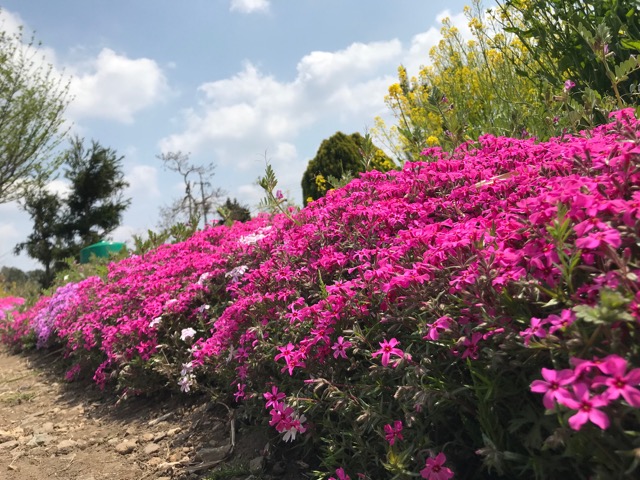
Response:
[233,382,246,401]
[0,296,24,316]
[328,468,351,480]
[460,332,483,360]
[547,309,576,334]
[264,386,286,409]
[267,400,307,442]
[420,452,454,480]
[383,420,404,446]
[331,336,352,359]
[274,342,306,375]
[575,227,621,250]
[520,317,548,346]
[530,368,575,409]
[562,382,610,430]
[592,355,640,407]
[424,316,452,341]
[564,79,576,92]
[372,338,404,367]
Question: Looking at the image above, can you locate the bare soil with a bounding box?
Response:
[0,348,306,480]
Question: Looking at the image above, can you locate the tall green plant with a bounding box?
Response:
[375,0,555,160]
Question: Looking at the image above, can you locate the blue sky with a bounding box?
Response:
[0,0,479,271]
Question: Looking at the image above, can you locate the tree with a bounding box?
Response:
[0,21,70,204]
[157,151,225,229]
[14,186,65,285]
[217,197,251,225]
[59,137,130,251]
[301,132,394,205]
[16,137,130,286]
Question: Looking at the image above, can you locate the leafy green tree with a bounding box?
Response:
[14,186,65,286]
[0,21,70,203]
[17,137,130,286]
[301,132,394,205]
[217,197,251,225]
[59,137,130,252]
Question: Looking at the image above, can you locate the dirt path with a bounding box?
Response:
[0,348,285,480]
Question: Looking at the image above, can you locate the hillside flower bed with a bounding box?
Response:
[3,109,640,478]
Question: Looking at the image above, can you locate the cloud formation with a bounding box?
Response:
[67,48,169,124]
[230,0,270,14]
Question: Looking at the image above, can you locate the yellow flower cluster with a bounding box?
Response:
[373,0,549,160]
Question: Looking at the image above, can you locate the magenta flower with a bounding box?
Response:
[263,386,286,409]
[371,338,404,367]
[530,368,575,409]
[420,452,454,480]
[520,316,548,345]
[562,383,610,430]
[328,468,351,480]
[593,355,640,407]
[383,420,404,446]
[575,227,621,250]
[331,336,352,359]
[564,79,576,92]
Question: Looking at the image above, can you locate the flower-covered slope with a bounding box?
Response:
[3,110,640,478]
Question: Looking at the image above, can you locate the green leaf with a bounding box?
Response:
[621,38,640,52]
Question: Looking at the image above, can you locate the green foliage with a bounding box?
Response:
[217,197,252,226]
[257,161,299,224]
[0,20,70,204]
[14,186,65,286]
[131,216,201,255]
[495,0,640,121]
[0,266,42,302]
[61,136,130,249]
[301,131,394,205]
[375,1,556,160]
[16,137,130,287]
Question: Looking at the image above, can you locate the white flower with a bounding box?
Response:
[225,265,249,282]
[180,328,197,342]
[149,317,162,328]
[178,374,195,393]
[180,362,194,376]
[197,272,212,285]
[238,226,272,245]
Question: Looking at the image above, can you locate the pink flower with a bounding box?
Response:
[329,468,351,480]
[331,336,352,359]
[420,452,454,480]
[263,386,286,409]
[575,228,621,250]
[424,316,452,341]
[530,368,575,409]
[562,383,610,430]
[383,420,404,446]
[371,338,404,367]
[593,355,640,407]
[233,383,246,401]
[564,79,576,92]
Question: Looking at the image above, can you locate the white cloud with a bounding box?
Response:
[0,9,26,37]
[67,48,169,124]
[45,179,71,198]
[126,165,160,199]
[160,9,473,206]
[296,40,402,86]
[230,0,270,14]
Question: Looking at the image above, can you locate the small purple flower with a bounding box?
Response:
[564,80,576,92]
